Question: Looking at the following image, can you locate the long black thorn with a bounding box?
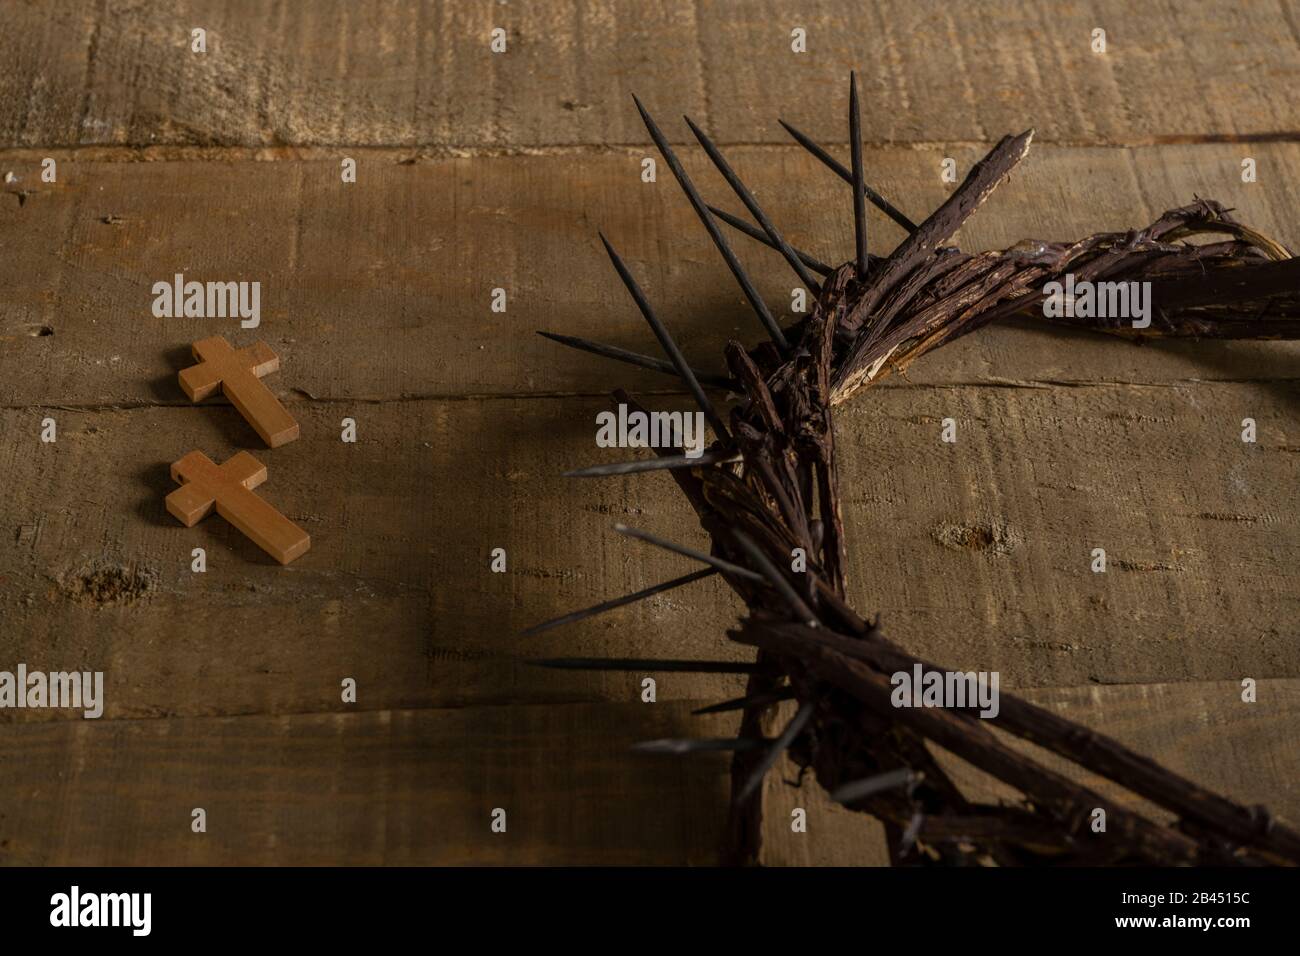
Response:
[711,204,882,275]
[849,72,868,280]
[531,657,758,674]
[537,331,735,389]
[520,568,716,637]
[731,529,819,626]
[737,701,816,802]
[633,738,772,754]
[898,811,925,856]
[691,688,797,716]
[613,523,766,584]
[830,768,923,805]
[778,119,919,234]
[707,205,834,277]
[632,94,790,352]
[685,115,821,294]
[564,448,739,478]
[598,233,732,442]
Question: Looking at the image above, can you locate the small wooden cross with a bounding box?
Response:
[166,450,311,565]
[179,336,299,448]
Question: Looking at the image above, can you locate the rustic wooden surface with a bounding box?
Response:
[3,0,1297,148]
[0,0,1296,865]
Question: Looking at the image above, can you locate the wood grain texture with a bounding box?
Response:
[1,0,1296,149]
[2,145,1297,408]
[1,0,1296,866]
[0,701,734,865]
[1,379,1294,723]
[0,681,1290,865]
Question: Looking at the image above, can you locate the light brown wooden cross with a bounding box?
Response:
[179,336,299,448]
[166,450,311,565]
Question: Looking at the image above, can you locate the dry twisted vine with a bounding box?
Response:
[530,76,1300,866]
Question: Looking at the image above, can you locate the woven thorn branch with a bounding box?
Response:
[529,75,1300,866]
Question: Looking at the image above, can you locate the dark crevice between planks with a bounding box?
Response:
[2,377,1298,413]
[3,132,1300,163]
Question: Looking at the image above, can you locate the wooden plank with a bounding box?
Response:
[2,1,1296,149]
[2,144,1297,408]
[0,701,733,865]
[0,399,756,721]
[0,680,1290,865]
[836,379,1300,690]
[1,377,1295,722]
[759,679,1300,865]
[2,0,1294,872]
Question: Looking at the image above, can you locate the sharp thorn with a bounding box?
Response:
[850,72,869,280]
[737,701,816,803]
[778,118,919,234]
[633,737,772,754]
[631,95,790,351]
[598,233,733,442]
[520,569,716,637]
[899,811,925,856]
[537,331,735,389]
[563,448,739,478]
[685,115,821,293]
[707,204,833,277]
[830,768,923,805]
[691,688,797,715]
[613,523,767,584]
[731,529,819,626]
